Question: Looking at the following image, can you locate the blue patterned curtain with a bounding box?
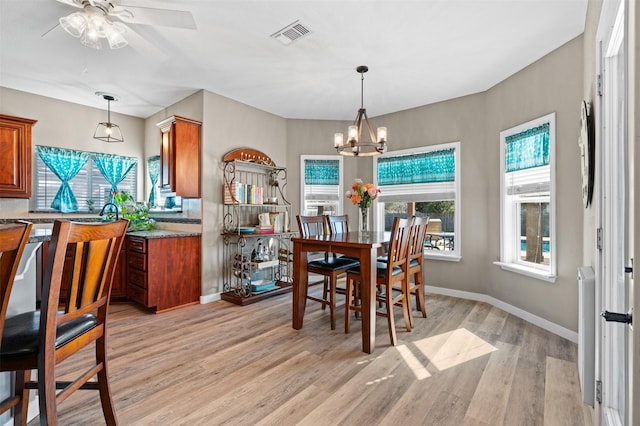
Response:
[93,153,137,201]
[505,123,549,172]
[377,148,455,185]
[304,159,339,185]
[147,155,160,207]
[36,146,90,213]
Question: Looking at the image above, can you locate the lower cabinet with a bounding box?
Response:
[126,234,201,313]
[39,242,128,302]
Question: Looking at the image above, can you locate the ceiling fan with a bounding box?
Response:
[55,0,196,49]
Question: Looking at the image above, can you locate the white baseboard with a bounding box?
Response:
[425,285,578,344]
[200,292,221,304]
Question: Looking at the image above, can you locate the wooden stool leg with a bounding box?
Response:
[38,355,58,426]
[416,272,427,318]
[386,287,397,346]
[402,280,412,333]
[13,369,30,426]
[321,277,329,310]
[344,277,353,334]
[329,277,336,330]
[97,336,117,425]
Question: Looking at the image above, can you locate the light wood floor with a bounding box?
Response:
[28,290,592,425]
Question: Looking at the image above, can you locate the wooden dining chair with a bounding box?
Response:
[296,215,359,330]
[406,216,430,327]
[0,219,128,426]
[0,221,33,424]
[344,216,413,346]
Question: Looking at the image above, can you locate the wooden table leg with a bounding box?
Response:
[360,247,377,354]
[292,240,308,329]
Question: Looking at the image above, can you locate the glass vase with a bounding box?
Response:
[359,207,370,232]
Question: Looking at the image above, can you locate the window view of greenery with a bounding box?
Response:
[518,201,549,265]
[382,200,455,251]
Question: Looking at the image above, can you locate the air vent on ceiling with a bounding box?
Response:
[270,20,311,45]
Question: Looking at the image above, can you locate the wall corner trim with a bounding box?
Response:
[425,285,578,343]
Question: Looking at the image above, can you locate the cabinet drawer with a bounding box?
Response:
[127,237,147,253]
[127,251,147,271]
[127,284,148,306]
[127,267,147,289]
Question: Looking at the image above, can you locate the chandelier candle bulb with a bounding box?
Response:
[334,133,344,148]
[377,127,387,142]
[348,125,358,141]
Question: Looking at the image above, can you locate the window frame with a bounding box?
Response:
[299,155,344,216]
[373,142,461,261]
[34,147,138,213]
[496,112,557,281]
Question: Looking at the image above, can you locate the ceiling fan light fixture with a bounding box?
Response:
[334,66,388,157]
[60,3,128,50]
[94,93,124,143]
[59,12,87,38]
[105,23,128,49]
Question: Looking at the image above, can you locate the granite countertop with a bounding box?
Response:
[126,230,201,239]
[27,228,200,243]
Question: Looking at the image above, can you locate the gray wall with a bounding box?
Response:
[1,34,584,332]
[484,36,584,331]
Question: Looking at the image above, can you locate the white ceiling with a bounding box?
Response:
[0,0,587,120]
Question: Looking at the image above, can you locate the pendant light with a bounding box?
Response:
[334,66,388,156]
[94,92,124,143]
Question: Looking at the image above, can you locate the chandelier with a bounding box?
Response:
[94,92,124,143]
[59,3,128,50]
[334,66,388,156]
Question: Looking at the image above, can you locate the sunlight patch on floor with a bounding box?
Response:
[395,344,431,380]
[413,327,497,371]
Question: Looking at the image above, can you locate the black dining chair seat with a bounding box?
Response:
[308,256,360,271]
[0,311,98,359]
[346,262,404,279]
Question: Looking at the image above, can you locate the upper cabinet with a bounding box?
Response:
[0,114,37,198]
[156,115,202,198]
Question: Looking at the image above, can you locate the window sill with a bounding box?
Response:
[424,253,462,262]
[493,261,556,283]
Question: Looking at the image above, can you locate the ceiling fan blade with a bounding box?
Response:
[55,0,84,9]
[115,5,196,29]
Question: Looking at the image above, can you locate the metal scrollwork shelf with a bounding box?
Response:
[220,148,295,305]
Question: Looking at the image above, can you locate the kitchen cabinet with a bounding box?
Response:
[156,115,202,198]
[0,114,37,198]
[126,233,201,313]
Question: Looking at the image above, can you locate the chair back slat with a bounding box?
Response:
[386,217,413,270]
[296,215,327,237]
[42,220,128,331]
[408,216,429,261]
[325,215,350,235]
[0,221,33,344]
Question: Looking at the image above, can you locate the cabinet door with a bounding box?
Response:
[156,115,201,198]
[0,114,37,198]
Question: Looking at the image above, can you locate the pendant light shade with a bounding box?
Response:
[94,93,124,143]
[334,66,388,157]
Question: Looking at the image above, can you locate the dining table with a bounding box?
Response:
[291,231,387,354]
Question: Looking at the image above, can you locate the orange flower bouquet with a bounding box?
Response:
[345,179,381,209]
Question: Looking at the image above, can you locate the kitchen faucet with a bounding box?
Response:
[99,202,119,220]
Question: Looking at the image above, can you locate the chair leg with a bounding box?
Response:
[13,370,30,426]
[321,277,329,310]
[329,276,336,330]
[401,287,412,333]
[38,353,58,426]
[96,336,117,426]
[415,272,427,318]
[385,286,397,346]
[344,277,352,333]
